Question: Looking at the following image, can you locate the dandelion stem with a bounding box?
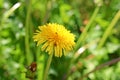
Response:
[43,53,53,80]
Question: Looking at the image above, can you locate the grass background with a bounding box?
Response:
[0,0,120,80]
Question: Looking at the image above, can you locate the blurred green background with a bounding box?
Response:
[0,0,120,80]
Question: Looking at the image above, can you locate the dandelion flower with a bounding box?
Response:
[33,23,75,57]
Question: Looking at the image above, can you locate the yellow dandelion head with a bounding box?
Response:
[33,23,75,57]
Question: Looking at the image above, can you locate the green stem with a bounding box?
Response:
[25,0,32,64]
[43,53,53,80]
[97,10,120,49]
[74,6,100,52]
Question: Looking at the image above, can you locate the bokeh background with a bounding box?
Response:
[0,0,120,80]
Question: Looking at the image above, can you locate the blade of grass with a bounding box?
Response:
[74,6,100,52]
[64,6,100,80]
[97,10,120,48]
[36,50,45,80]
[79,57,120,80]
[25,0,32,64]
[0,2,21,30]
[3,2,21,21]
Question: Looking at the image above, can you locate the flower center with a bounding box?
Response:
[53,32,60,46]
